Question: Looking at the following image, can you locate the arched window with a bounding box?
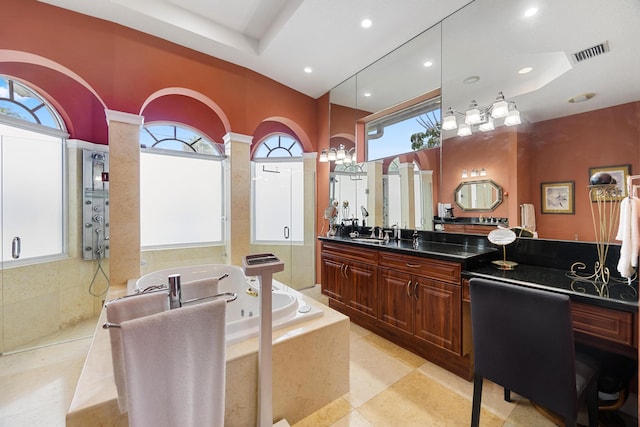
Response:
[139,122,224,248]
[251,134,304,243]
[0,76,67,263]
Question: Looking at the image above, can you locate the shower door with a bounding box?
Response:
[251,160,308,289]
[0,125,65,353]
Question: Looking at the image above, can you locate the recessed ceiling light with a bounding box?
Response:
[423,61,433,68]
[568,93,595,103]
[524,7,538,17]
[361,18,372,29]
[363,92,372,97]
[304,66,313,73]
[518,67,533,74]
[463,75,480,84]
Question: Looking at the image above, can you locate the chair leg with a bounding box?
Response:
[471,373,483,427]
[504,387,511,402]
[586,381,599,427]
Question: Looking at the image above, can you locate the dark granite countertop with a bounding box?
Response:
[465,263,638,312]
[318,235,497,264]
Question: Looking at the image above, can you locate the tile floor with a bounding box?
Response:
[0,286,637,427]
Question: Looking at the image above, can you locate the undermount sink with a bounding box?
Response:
[351,237,386,244]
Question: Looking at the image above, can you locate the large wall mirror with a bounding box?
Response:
[328,0,640,242]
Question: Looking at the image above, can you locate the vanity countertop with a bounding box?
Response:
[465,262,638,312]
[319,235,497,263]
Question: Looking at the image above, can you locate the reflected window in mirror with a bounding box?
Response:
[330,163,368,224]
[366,96,441,161]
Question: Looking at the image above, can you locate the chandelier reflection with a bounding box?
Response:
[319,144,356,165]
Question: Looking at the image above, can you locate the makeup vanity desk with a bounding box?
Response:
[319,234,638,380]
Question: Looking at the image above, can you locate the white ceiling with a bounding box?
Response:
[37,0,640,124]
[37,0,472,98]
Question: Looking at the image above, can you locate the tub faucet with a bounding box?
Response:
[168,273,182,309]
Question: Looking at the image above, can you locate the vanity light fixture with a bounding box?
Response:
[444,91,521,137]
[462,169,469,178]
[319,145,355,164]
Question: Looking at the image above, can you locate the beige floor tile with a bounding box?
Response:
[0,337,90,427]
[362,333,426,369]
[349,322,371,339]
[331,409,375,427]
[357,370,505,427]
[345,335,413,408]
[293,397,353,427]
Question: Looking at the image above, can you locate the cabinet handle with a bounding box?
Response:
[343,264,350,278]
[340,264,346,278]
[406,281,412,298]
[414,281,419,300]
[406,263,421,268]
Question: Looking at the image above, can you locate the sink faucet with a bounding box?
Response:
[370,226,382,239]
[412,231,419,249]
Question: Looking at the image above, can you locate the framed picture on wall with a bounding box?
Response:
[541,181,575,214]
[588,164,630,201]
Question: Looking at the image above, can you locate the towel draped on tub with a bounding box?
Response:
[120,298,227,427]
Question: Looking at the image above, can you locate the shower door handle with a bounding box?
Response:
[12,236,21,259]
[283,226,290,240]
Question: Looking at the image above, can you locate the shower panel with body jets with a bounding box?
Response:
[82,149,110,295]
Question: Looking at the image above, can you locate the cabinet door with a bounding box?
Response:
[345,261,377,319]
[378,268,413,334]
[321,255,345,303]
[414,278,461,354]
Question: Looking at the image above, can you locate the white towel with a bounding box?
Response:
[121,299,227,427]
[106,292,169,412]
[616,197,640,278]
[181,277,219,302]
[520,203,536,232]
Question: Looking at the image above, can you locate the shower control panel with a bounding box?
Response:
[82,149,110,261]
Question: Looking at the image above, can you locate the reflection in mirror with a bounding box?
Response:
[454,180,503,211]
[441,0,640,241]
[329,163,368,226]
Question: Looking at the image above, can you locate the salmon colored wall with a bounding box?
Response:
[441,128,516,221]
[1,0,318,147]
[527,102,640,241]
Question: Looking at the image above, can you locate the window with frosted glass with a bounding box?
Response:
[140,150,223,247]
[0,125,64,261]
[252,161,304,243]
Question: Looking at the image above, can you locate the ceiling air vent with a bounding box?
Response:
[571,41,610,64]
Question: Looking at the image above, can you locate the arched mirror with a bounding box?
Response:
[454,180,502,211]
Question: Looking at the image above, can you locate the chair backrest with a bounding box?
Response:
[469,278,578,418]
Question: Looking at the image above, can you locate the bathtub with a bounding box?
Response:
[130,264,323,345]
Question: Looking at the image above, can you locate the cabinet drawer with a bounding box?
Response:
[322,242,378,263]
[379,252,461,284]
[571,302,634,347]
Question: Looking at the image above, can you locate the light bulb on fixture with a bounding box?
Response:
[457,123,472,137]
[327,148,337,162]
[504,106,521,126]
[442,107,458,130]
[319,149,328,163]
[335,158,344,165]
[462,169,468,178]
[478,116,495,132]
[464,100,481,125]
[480,168,487,176]
[490,92,509,119]
[336,144,346,160]
[343,153,353,164]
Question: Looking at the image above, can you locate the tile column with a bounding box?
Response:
[399,162,415,228]
[223,132,252,266]
[105,109,143,288]
[419,170,434,230]
[366,160,383,227]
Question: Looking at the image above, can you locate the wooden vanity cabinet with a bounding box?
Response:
[321,242,378,321]
[321,240,471,379]
[378,252,462,354]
